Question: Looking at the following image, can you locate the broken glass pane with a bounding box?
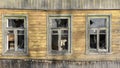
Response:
[7,31,15,50]
[99,34,106,49]
[60,35,68,50]
[17,35,24,50]
[52,35,58,50]
[8,19,24,28]
[90,18,106,28]
[90,35,97,49]
[51,19,68,28]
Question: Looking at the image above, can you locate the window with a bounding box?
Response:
[2,15,28,55]
[48,15,71,55]
[86,15,111,54]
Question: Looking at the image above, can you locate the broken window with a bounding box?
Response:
[48,16,71,54]
[87,15,110,53]
[3,15,28,55]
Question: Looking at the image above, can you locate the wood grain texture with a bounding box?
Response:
[0,0,120,9]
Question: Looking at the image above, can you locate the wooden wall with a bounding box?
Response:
[0,59,120,68]
[0,0,120,9]
[0,9,120,61]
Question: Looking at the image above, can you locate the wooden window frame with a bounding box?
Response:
[86,14,111,54]
[47,15,72,55]
[2,14,28,56]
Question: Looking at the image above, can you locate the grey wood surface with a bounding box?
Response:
[0,59,120,68]
[0,0,120,10]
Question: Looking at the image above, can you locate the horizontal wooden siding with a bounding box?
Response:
[0,0,120,9]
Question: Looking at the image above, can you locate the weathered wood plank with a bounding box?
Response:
[0,0,120,9]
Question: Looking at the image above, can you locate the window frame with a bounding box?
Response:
[2,14,28,56]
[47,14,72,55]
[86,14,111,54]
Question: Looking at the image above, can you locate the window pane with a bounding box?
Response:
[61,30,68,35]
[18,30,24,35]
[8,19,24,28]
[61,35,68,50]
[17,35,24,50]
[100,30,106,34]
[99,34,106,49]
[89,30,97,34]
[52,35,58,50]
[52,30,58,35]
[7,31,15,50]
[90,35,97,49]
[90,18,106,28]
[51,19,68,28]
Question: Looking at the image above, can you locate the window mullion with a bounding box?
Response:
[49,29,52,52]
[6,30,9,51]
[68,28,70,52]
[15,29,17,51]
[106,29,108,51]
[97,29,99,52]
[58,29,61,51]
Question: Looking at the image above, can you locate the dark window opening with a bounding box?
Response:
[90,35,97,49]
[8,19,24,28]
[52,35,58,50]
[99,34,106,49]
[17,35,24,49]
[51,19,68,28]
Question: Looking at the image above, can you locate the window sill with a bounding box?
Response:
[86,50,111,55]
[3,50,28,56]
[48,50,71,55]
